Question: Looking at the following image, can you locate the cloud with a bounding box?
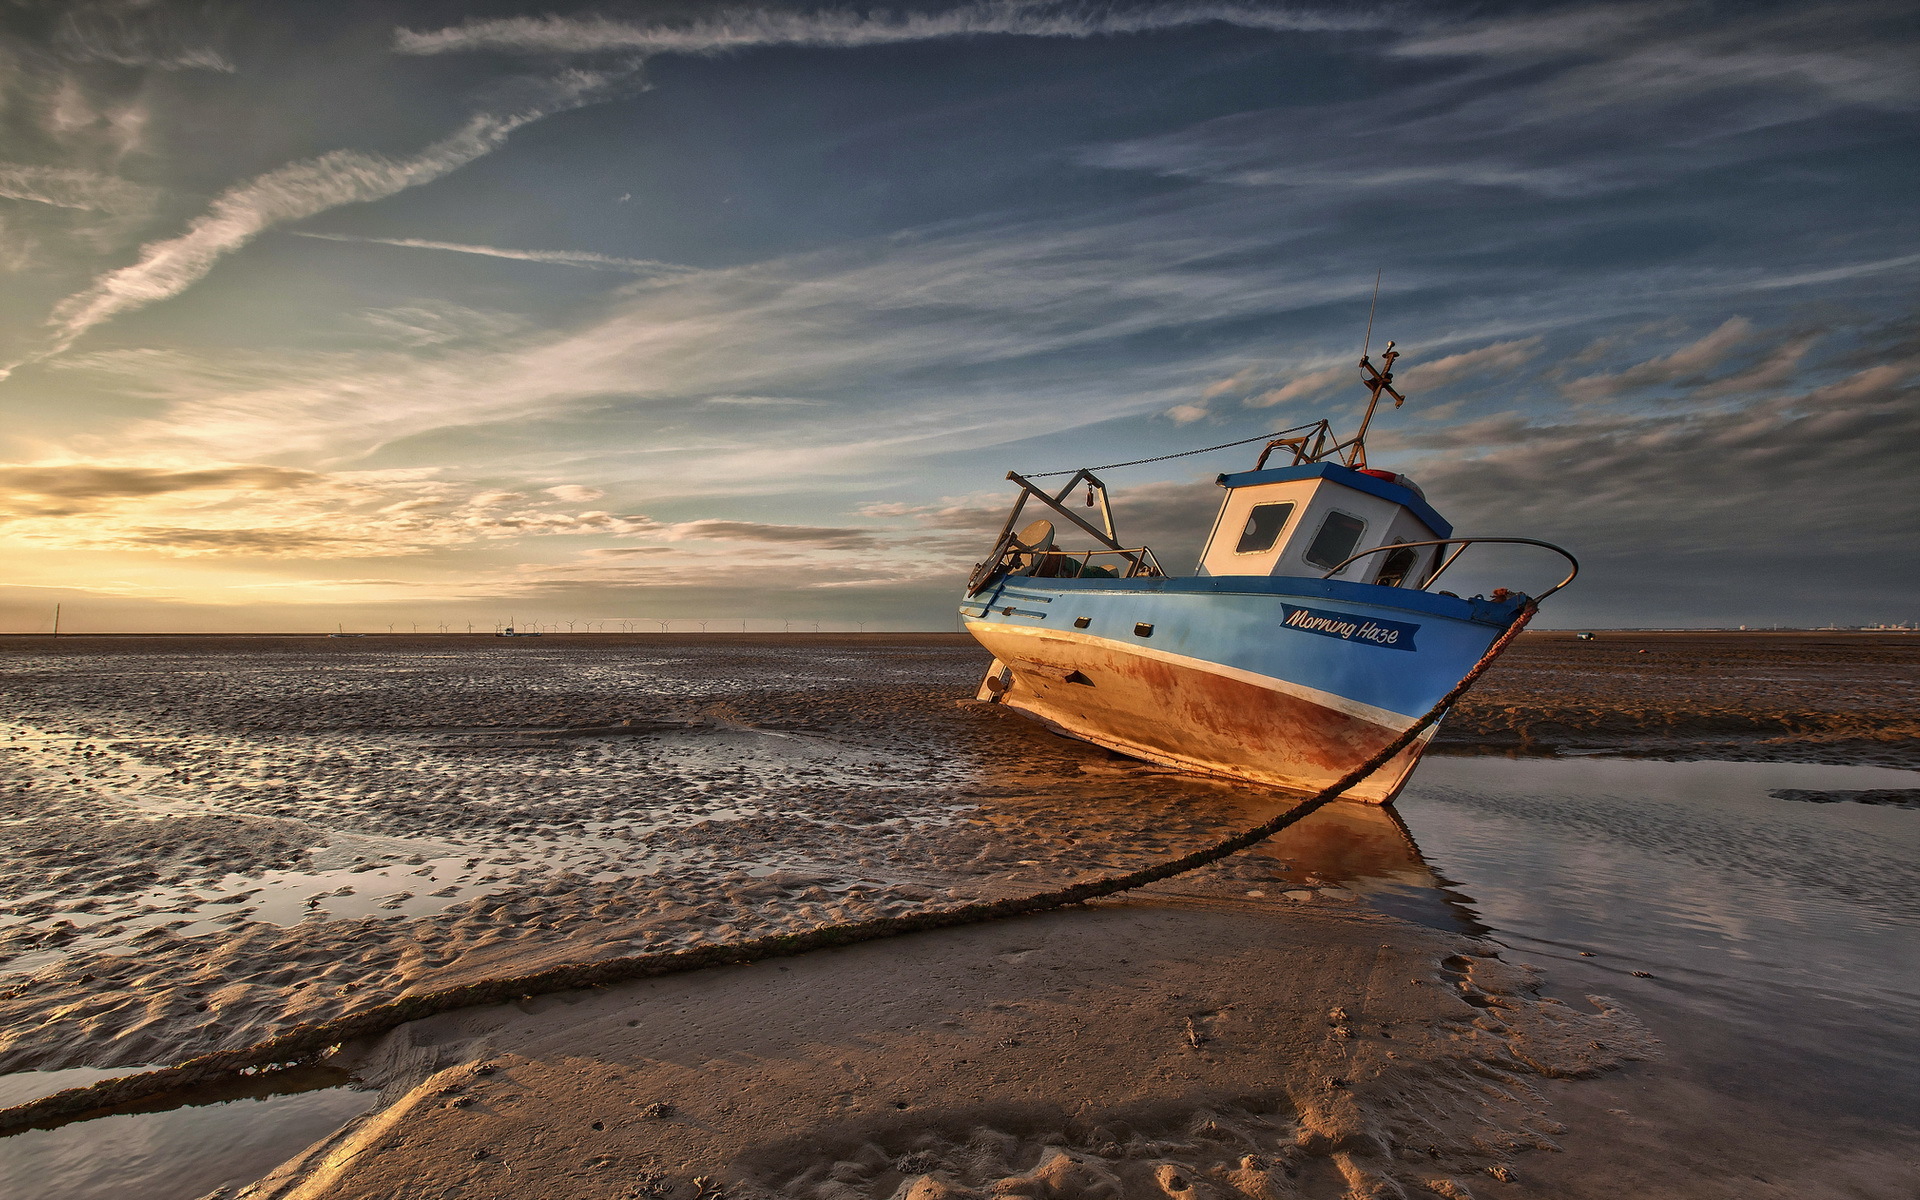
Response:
[581,546,674,559]
[0,460,676,561]
[1084,3,1920,204]
[1401,336,1542,392]
[53,1,236,72]
[0,163,158,213]
[14,70,620,375]
[1563,318,1753,401]
[663,520,881,549]
[469,490,527,507]
[1390,356,1920,615]
[1201,366,1263,399]
[1393,3,1920,112]
[394,3,1390,58]
[291,232,692,276]
[124,527,357,555]
[1741,252,1920,292]
[48,199,1376,474]
[1389,3,1667,61]
[1246,364,1350,408]
[1164,402,1210,424]
[1804,358,1920,405]
[1692,331,1820,398]
[0,463,317,503]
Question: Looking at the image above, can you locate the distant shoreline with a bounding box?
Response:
[1,628,1912,639]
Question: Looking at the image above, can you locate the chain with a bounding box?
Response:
[0,603,1536,1132]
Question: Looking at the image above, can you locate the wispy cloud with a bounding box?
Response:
[53,1,236,72]
[1085,2,1919,205]
[662,520,882,549]
[0,163,158,213]
[1393,2,1920,112]
[1563,318,1753,402]
[0,463,317,514]
[1693,331,1820,399]
[291,231,692,276]
[8,70,622,378]
[1245,363,1350,408]
[1401,336,1542,392]
[394,3,1393,58]
[1390,355,1920,611]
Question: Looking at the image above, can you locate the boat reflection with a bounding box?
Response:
[956,728,1485,937]
[1259,800,1488,935]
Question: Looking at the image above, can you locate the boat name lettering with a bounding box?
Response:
[1281,605,1419,651]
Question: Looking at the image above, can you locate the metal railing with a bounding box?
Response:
[1021,546,1165,580]
[1321,537,1579,602]
[967,469,1165,593]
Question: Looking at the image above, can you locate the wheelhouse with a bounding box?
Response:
[1196,461,1451,588]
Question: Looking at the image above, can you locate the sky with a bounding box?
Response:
[0,0,1915,633]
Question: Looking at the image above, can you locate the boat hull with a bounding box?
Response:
[960,576,1525,804]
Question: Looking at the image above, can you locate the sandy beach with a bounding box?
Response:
[1,632,1915,1198]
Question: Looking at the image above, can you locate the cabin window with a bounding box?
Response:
[1233,502,1295,555]
[1374,546,1419,588]
[1304,511,1366,570]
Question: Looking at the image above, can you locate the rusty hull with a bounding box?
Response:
[967,623,1434,805]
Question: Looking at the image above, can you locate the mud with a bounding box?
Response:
[1441,631,1920,766]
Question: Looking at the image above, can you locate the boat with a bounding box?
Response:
[959,341,1576,805]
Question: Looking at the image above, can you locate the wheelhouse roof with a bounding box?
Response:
[1214,461,1453,539]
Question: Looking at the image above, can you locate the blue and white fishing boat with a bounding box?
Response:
[960,342,1576,804]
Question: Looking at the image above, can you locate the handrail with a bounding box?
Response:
[1032,547,1165,579]
[1321,537,1579,602]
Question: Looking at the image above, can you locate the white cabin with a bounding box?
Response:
[1196,462,1451,587]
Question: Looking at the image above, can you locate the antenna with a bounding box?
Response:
[1361,269,1382,359]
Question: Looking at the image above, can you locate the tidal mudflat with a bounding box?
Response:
[1,633,1915,1199]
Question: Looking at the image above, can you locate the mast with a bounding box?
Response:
[1346,340,1405,469]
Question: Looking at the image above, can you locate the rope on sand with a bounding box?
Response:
[0,604,1538,1134]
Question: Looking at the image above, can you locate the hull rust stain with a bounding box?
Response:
[967,622,1433,805]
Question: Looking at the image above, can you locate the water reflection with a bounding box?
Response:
[958,723,1489,936]
[1394,755,1920,1111]
[0,1065,374,1200]
[1260,801,1488,936]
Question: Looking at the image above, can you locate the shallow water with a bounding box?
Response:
[0,1066,374,1200]
[1395,755,1920,1128]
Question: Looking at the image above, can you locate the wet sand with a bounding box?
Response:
[1442,631,1920,767]
[0,632,1913,1198]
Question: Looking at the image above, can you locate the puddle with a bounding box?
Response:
[0,1066,145,1110]
[1384,755,1920,1113]
[0,1066,374,1200]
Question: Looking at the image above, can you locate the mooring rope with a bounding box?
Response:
[1023,422,1325,478]
[0,603,1537,1134]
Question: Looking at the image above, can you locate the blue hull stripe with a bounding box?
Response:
[961,576,1519,719]
[966,620,1415,730]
